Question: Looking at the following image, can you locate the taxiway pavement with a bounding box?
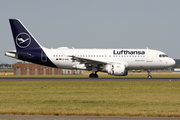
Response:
[0,78,179,81]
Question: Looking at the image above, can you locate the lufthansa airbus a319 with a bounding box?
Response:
[5,19,175,78]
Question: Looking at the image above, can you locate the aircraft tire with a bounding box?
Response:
[89,73,98,78]
[95,74,98,78]
[148,75,152,79]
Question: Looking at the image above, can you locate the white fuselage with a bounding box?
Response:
[43,47,175,71]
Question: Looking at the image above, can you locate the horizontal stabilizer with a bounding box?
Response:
[5,51,31,59]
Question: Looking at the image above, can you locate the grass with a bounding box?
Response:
[0,70,13,73]
[0,81,180,117]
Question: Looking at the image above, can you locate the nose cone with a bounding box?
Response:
[169,58,176,66]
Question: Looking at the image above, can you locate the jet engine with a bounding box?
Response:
[106,63,128,76]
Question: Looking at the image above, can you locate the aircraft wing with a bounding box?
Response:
[69,55,107,65]
[68,55,129,70]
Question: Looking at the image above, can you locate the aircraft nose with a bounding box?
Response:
[169,58,176,66]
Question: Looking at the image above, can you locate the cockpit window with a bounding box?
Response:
[159,54,168,58]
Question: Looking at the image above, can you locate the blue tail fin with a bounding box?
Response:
[8,19,57,68]
[9,19,41,52]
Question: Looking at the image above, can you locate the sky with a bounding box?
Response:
[0,0,180,63]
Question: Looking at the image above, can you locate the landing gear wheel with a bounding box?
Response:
[148,75,152,79]
[89,73,93,78]
[89,73,98,78]
[94,74,98,78]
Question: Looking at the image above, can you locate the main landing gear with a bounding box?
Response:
[147,70,152,78]
[89,67,99,78]
[89,71,98,78]
[89,73,98,78]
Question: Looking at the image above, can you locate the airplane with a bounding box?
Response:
[5,19,175,78]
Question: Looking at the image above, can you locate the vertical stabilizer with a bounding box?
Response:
[8,19,57,68]
[9,19,41,52]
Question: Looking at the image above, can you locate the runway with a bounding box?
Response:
[0,78,180,81]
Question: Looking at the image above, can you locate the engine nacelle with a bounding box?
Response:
[106,64,128,76]
[72,64,86,70]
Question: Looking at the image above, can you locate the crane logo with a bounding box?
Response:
[16,33,31,48]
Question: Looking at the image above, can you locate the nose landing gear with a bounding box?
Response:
[147,70,152,78]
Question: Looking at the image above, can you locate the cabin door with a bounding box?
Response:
[147,51,153,62]
[41,51,47,62]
